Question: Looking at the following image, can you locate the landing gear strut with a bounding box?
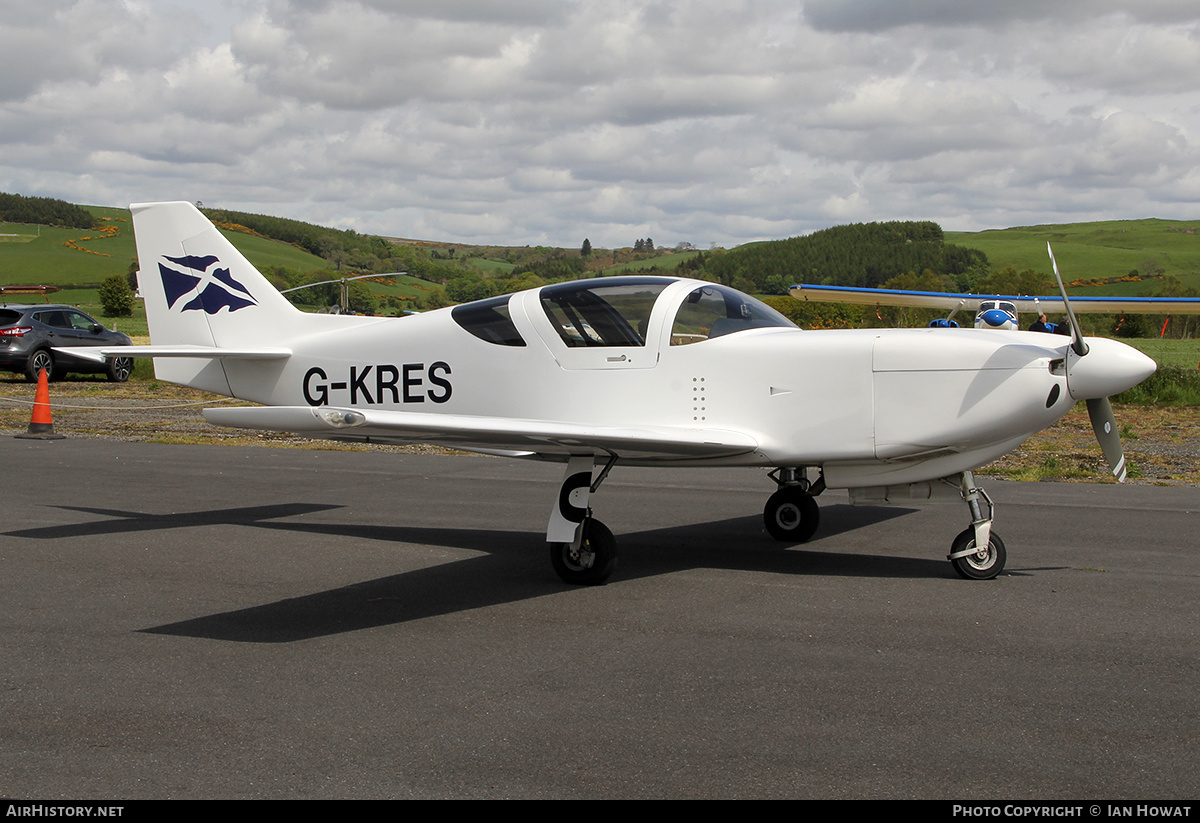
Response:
[948,471,1005,579]
[546,455,618,586]
[763,467,822,543]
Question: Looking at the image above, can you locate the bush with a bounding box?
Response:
[99,272,135,317]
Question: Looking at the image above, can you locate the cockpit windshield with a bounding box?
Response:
[540,278,671,347]
[670,284,796,344]
[452,294,526,346]
[979,300,1017,318]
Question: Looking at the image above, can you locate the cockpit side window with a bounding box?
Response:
[452,295,527,346]
[539,279,671,347]
[670,284,796,345]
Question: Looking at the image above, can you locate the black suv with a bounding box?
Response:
[0,304,134,382]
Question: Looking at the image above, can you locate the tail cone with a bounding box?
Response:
[15,368,65,440]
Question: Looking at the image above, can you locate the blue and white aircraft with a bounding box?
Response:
[63,203,1157,584]
[790,283,1200,331]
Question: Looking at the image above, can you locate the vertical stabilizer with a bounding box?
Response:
[130,201,304,392]
[132,201,301,347]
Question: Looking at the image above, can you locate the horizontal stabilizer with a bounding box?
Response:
[53,345,292,364]
[204,405,759,461]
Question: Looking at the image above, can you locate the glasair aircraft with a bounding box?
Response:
[62,203,1157,584]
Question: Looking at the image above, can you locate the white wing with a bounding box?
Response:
[789,284,1200,314]
[204,405,759,462]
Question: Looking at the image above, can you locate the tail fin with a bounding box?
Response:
[131,201,310,393]
[131,201,302,348]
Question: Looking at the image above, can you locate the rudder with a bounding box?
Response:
[132,201,301,348]
[131,201,303,392]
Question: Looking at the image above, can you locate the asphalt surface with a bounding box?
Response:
[1,438,1196,799]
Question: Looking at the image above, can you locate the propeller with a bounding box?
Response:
[1046,243,1155,482]
[1086,397,1127,482]
[1047,243,1087,357]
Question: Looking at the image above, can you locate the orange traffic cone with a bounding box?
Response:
[15,368,64,440]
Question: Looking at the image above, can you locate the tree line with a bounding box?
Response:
[0,192,96,229]
[693,221,990,295]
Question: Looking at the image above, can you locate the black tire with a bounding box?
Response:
[763,486,820,543]
[106,356,134,383]
[24,349,54,383]
[950,528,1006,580]
[550,518,617,586]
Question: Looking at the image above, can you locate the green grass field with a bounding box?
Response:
[946,219,1200,283]
[464,257,518,274]
[358,273,443,303]
[600,251,699,275]
[1,205,328,288]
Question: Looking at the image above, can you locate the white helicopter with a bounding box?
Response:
[63,202,1156,584]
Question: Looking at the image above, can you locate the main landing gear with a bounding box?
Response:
[763,467,822,543]
[546,455,619,585]
[550,518,617,586]
[544,459,1006,585]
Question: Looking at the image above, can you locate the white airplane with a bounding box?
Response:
[790,283,1200,331]
[62,203,1157,584]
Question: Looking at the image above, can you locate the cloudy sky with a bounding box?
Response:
[2,0,1199,248]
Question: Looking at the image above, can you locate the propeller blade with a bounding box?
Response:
[1086,396,1127,482]
[1046,242,1146,483]
[1047,243,1088,357]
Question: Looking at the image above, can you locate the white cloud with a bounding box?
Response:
[1039,21,1200,95]
[0,0,1198,247]
[802,0,1200,32]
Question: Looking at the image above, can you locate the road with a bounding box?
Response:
[1,438,1196,799]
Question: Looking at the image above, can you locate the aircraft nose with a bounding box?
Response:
[1066,337,1157,400]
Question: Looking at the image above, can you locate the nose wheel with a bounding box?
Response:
[948,471,1005,579]
[763,468,822,543]
[949,527,1006,579]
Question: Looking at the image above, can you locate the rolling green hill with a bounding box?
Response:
[946,219,1200,291]
[6,198,1199,313]
[0,205,329,289]
[599,251,701,276]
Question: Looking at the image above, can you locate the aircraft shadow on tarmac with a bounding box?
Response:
[6,500,944,643]
[3,502,347,539]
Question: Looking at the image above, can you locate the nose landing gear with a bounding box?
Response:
[948,471,1005,580]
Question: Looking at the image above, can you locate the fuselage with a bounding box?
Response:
[210,276,1153,486]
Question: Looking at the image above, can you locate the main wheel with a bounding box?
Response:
[106,356,134,382]
[949,528,1006,580]
[550,518,617,586]
[763,487,820,543]
[24,349,54,383]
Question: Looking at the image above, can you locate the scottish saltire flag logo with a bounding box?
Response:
[158,254,257,314]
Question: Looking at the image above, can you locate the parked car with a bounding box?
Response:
[0,304,134,382]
